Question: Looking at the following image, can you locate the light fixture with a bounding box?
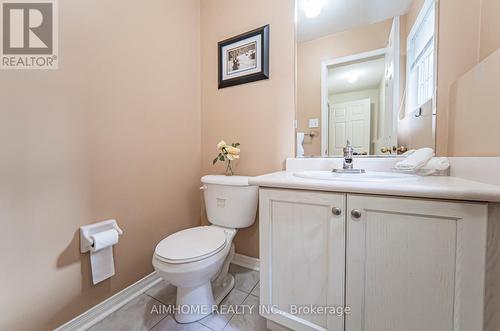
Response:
[346,71,359,84]
[303,0,323,19]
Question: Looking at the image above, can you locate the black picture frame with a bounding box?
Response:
[218,25,270,89]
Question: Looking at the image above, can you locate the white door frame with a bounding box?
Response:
[389,17,401,149]
[321,16,400,156]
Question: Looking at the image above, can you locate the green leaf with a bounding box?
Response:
[212,157,218,165]
[219,155,225,161]
[233,143,240,147]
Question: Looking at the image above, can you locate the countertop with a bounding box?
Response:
[249,171,500,203]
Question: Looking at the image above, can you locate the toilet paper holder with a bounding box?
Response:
[80,219,123,253]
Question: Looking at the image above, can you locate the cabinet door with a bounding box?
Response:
[260,189,346,331]
[346,194,487,331]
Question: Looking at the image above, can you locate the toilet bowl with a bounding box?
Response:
[152,175,258,324]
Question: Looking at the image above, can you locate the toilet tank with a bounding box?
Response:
[201,175,258,229]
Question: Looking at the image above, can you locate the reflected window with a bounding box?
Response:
[407,0,435,111]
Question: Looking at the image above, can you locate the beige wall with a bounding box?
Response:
[435,0,482,155]
[436,0,500,156]
[200,0,295,258]
[448,48,500,156]
[479,0,500,60]
[297,19,393,156]
[0,0,201,330]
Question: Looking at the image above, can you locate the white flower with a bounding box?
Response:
[217,140,227,150]
[226,146,240,155]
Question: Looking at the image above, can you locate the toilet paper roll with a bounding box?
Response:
[296,132,305,158]
[91,246,115,284]
[89,229,119,284]
[90,229,119,252]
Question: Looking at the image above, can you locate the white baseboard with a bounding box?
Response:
[231,253,260,271]
[55,272,162,331]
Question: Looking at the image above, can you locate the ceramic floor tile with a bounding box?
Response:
[199,289,249,331]
[146,280,177,305]
[86,294,167,331]
[223,294,267,331]
[151,315,213,331]
[250,282,259,297]
[229,264,259,294]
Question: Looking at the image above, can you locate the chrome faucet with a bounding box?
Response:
[332,140,366,174]
[343,140,354,170]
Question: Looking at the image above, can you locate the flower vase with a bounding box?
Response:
[225,161,234,176]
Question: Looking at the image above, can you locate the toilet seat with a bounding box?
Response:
[154,226,227,264]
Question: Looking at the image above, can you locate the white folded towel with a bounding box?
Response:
[394,147,434,171]
[402,149,415,157]
[417,157,451,175]
[424,157,450,171]
[296,132,305,158]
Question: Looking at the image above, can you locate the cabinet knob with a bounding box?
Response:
[351,210,362,219]
[332,207,342,216]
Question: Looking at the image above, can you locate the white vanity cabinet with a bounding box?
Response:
[259,189,346,331]
[345,194,487,331]
[259,188,488,331]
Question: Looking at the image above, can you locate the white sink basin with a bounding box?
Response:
[293,171,419,182]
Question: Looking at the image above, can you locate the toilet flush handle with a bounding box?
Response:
[200,185,208,190]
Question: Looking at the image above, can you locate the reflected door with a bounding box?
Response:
[329,99,371,156]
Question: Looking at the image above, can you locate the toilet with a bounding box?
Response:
[152,175,258,323]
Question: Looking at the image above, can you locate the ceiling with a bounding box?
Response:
[297,0,414,42]
[328,57,385,95]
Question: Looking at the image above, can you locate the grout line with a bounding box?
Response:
[144,293,156,300]
[202,323,218,331]
[222,289,252,330]
[249,281,259,297]
[241,290,252,304]
[222,290,260,331]
[143,291,172,328]
[221,289,252,331]
[144,292,174,307]
[147,315,166,331]
[147,296,170,331]
[222,309,239,331]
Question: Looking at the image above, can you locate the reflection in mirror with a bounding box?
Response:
[296,0,437,157]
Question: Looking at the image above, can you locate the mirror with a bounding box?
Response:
[296,0,437,157]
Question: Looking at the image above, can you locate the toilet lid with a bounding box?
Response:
[154,226,227,264]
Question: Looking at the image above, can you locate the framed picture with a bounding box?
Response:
[218,25,270,89]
